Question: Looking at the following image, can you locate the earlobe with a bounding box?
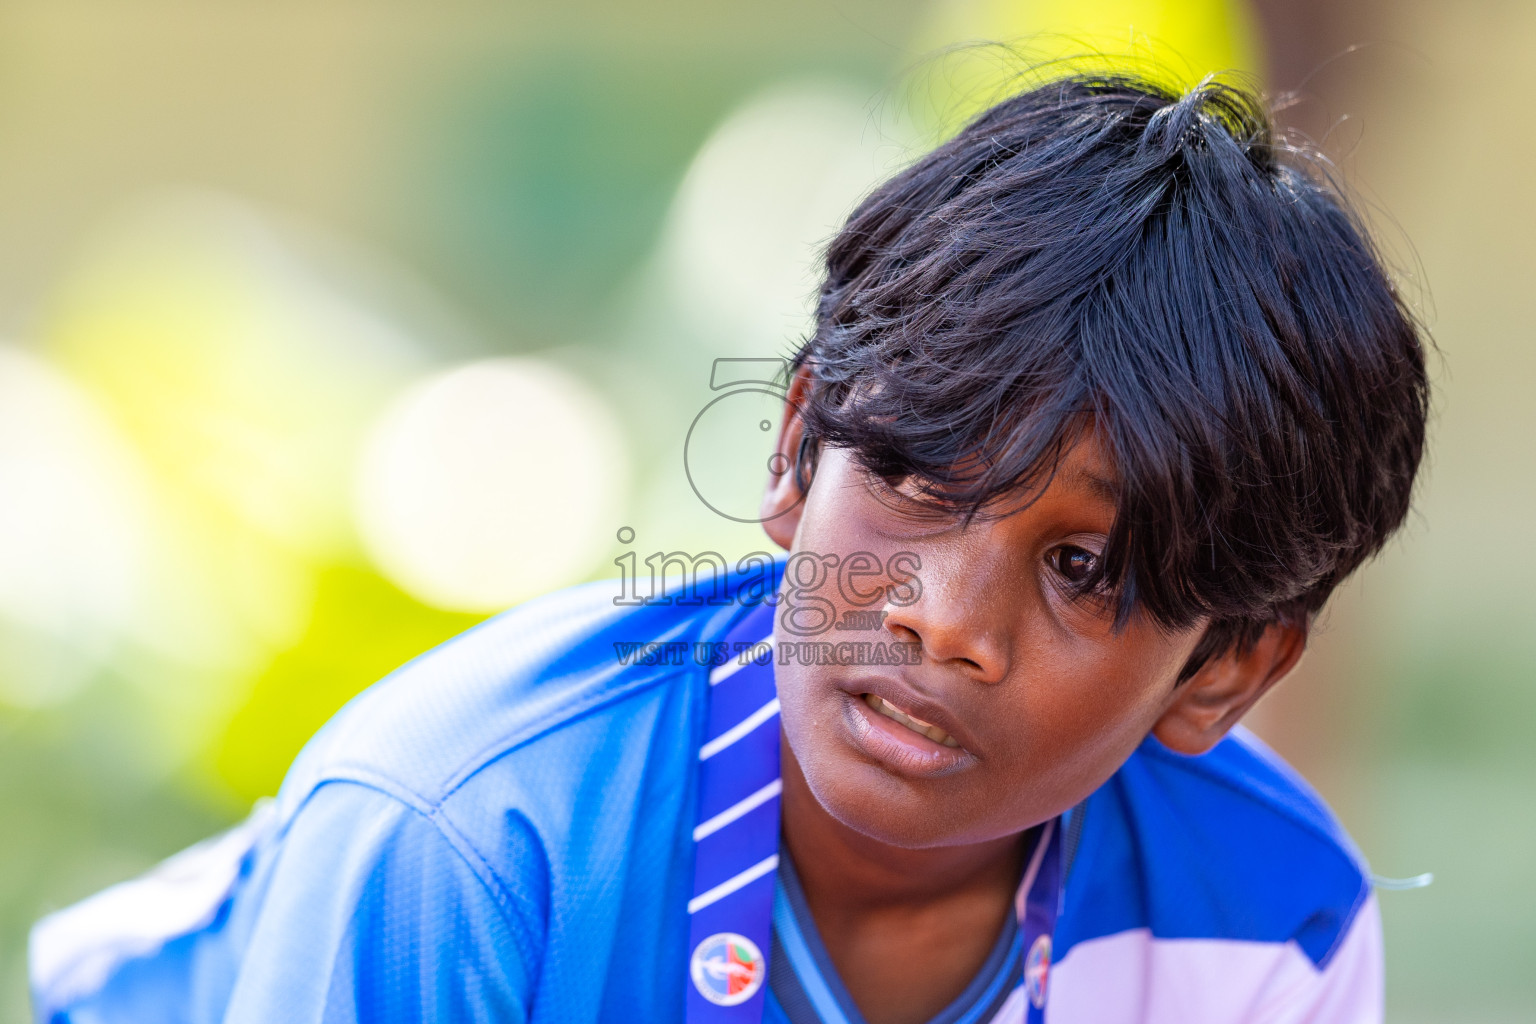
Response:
[759,368,815,550]
[1151,623,1307,755]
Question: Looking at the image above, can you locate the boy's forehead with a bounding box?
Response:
[1053,439,1120,504]
[998,427,1121,513]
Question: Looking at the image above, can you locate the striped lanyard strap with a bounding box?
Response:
[685,604,1064,1024]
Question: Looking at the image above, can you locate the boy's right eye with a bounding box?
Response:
[1046,545,1099,584]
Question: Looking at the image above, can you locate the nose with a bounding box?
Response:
[880,563,1010,684]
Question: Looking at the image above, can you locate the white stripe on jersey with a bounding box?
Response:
[688,853,780,914]
[709,639,773,685]
[1034,895,1383,1024]
[693,779,783,841]
[698,697,780,760]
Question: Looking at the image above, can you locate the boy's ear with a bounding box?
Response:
[760,368,814,550]
[1151,622,1307,756]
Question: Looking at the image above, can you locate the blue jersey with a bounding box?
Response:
[30,568,1383,1023]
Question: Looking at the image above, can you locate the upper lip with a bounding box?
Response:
[839,674,979,754]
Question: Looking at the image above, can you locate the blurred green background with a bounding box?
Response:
[0,1,1528,1020]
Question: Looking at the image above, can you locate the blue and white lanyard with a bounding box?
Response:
[685,604,1063,1024]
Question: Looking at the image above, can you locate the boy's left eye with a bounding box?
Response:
[1047,545,1099,583]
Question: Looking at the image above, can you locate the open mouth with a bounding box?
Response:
[862,693,960,748]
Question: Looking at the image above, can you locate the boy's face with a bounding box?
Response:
[762,401,1301,849]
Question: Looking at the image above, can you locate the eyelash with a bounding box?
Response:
[863,471,958,524]
[864,468,1109,598]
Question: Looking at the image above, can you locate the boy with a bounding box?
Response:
[31,73,1427,1023]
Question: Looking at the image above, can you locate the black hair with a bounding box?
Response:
[792,72,1429,674]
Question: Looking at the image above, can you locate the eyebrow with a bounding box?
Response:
[1061,468,1120,506]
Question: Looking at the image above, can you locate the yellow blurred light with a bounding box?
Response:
[49,194,427,560]
[29,192,454,782]
[912,0,1262,133]
[355,357,628,613]
[214,565,483,801]
[45,193,430,674]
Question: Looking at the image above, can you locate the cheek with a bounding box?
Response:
[990,632,1190,811]
[1036,685,1161,784]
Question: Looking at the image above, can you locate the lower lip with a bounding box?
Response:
[839,692,976,778]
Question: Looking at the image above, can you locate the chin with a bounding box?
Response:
[800,753,988,849]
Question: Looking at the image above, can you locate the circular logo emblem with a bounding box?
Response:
[683,385,803,525]
[690,932,767,1006]
[1025,934,1052,1009]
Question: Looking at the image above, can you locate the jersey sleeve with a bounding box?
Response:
[220,781,542,1024]
[1044,895,1384,1024]
[1265,894,1383,1024]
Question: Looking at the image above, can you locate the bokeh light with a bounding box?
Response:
[45,193,430,671]
[355,357,628,613]
[0,347,149,708]
[659,80,916,362]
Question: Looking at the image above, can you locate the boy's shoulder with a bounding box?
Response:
[1063,725,1374,967]
[274,577,751,824]
[30,581,753,1023]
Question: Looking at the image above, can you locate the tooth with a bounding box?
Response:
[863,693,960,747]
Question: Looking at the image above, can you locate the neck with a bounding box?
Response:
[779,732,1027,915]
